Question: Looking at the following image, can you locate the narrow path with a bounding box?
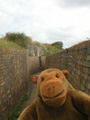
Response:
[19,73,39,114]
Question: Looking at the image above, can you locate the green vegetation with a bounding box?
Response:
[0,32,46,50]
[0,32,63,55]
[33,41,41,46]
[43,42,63,56]
[29,54,33,57]
[5,32,32,48]
[8,94,29,120]
[0,38,24,50]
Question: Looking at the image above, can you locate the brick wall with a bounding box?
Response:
[0,47,29,120]
[0,47,46,120]
[45,40,90,95]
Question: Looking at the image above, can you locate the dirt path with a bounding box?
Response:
[19,73,39,114]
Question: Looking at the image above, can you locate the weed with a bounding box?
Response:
[8,94,29,120]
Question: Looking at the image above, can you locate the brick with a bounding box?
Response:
[87,83,90,90]
[87,55,90,60]
[0,82,5,86]
[45,40,90,96]
[81,84,85,91]
[0,47,29,119]
[84,73,88,80]
[0,46,46,119]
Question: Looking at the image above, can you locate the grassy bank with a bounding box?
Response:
[0,38,24,50]
[0,32,63,55]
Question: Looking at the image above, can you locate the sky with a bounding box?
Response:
[0,0,90,48]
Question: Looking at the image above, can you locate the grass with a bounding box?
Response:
[5,33,32,48]
[0,33,63,55]
[43,46,63,56]
[29,54,33,57]
[8,94,29,120]
[0,38,24,50]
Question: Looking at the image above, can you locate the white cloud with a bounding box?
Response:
[0,0,90,48]
[55,0,90,8]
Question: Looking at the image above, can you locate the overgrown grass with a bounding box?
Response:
[5,33,32,48]
[0,32,63,55]
[8,94,29,120]
[43,45,63,56]
[0,38,24,50]
[29,54,33,57]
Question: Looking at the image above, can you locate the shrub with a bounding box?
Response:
[5,32,32,48]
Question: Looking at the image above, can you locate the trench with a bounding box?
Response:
[16,56,44,118]
[1,40,90,120]
[19,73,38,114]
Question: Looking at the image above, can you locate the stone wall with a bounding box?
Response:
[45,40,90,95]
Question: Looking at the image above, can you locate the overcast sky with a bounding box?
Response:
[0,0,90,48]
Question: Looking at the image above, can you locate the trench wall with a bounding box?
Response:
[0,47,46,120]
[28,56,46,75]
[45,40,90,95]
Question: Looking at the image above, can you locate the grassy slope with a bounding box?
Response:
[43,44,63,56]
[0,38,63,56]
[0,38,24,50]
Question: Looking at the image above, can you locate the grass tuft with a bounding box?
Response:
[8,94,29,120]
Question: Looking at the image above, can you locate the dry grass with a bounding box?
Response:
[0,38,24,50]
